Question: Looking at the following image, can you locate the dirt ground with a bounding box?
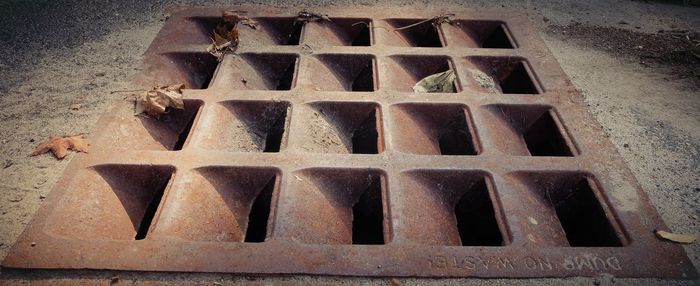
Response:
[0,0,698,285]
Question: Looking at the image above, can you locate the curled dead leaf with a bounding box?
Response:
[223,10,258,29]
[134,84,185,118]
[655,230,697,244]
[69,104,81,110]
[207,32,232,60]
[207,10,255,60]
[31,135,90,159]
[413,70,456,93]
[222,10,246,24]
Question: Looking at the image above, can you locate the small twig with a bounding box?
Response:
[110,89,147,94]
[351,21,369,27]
[64,132,89,137]
[393,18,435,31]
[296,10,331,23]
[302,43,314,53]
[393,14,456,31]
[352,21,390,31]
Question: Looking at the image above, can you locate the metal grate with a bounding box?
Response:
[3,6,696,279]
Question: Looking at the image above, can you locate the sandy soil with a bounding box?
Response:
[0,0,698,285]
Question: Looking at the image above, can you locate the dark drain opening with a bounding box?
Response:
[551,179,622,247]
[237,54,298,90]
[481,24,514,48]
[351,110,379,154]
[499,63,538,94]
[454,179,503,246]
[415,25,442,47]
[314,54,375,92]
[438,112,477,155]
[523,111,572,156]
[286,21,304,45]
[276,62,296,90]
[352,177,384,245]
[351,63,375,91]
[390,19,443,47]
[199,70,214,89]
[263,111,287,152]
[135,174,172,240]
[172,108,198,151]
[329,18,372,46]
[351,24,371,46]
[244,176,276,243]
[155,100,202,151]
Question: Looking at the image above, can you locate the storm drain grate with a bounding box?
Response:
[3,6,696,279]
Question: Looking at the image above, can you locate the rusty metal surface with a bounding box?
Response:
[2,6,697,279]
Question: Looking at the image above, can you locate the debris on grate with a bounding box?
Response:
[296,10,331,23]
[412,70,457,93]
[207,10,258,60]
[134,84,185,118]
[655,230,697,244]
[3,7,696,280]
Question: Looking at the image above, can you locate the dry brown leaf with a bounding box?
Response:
[207,27,238,61]
[69,104,81,110]
[223,9,258,29]
[413,70,456,93]
[31,135,90,159]
[134,84,185,118]
[213,29,228,45]
[655,230,697,244]
[227,28,240,46]
[222,10,245,24]
[207,31,232,60]
[207,10,249,60]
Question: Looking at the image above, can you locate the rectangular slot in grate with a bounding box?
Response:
[385,55,458,92]
[463,56,539,94]
[303,101,383,154]
[307,54,376,91]
[227,53,298,90]
[198,100,290,152]
[277,168,387,245]
[512,172,627,247]
[305,18,373,46]
[387,18,444,47]
[454,178,504,246]
[400,170,505,246]
[449,20,515,48]
[391,103,478,155]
